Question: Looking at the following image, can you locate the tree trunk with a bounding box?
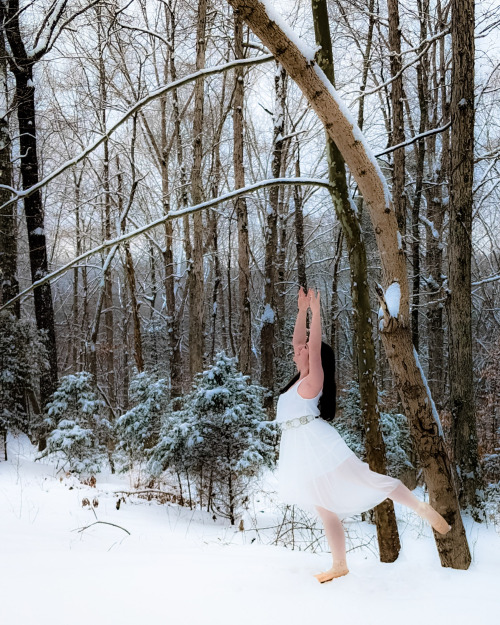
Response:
[293,145,307,291]
[0,17,17,313]
[388,0,406,238]
[71,170,84,372]
[5,4,59,418]
[228,0,471,569]
[97,4,115,405]
[411,0,430,352]
[208,63,230,360]
[233,10,252,375]
[189,0,208,378]
[261,63,286,414]
[426,0,448,406]
[166,4,184,396]
[117,161,143,373]
[448,0,482,512]
[312,0,400,563]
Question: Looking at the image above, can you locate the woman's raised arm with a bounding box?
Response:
[292,286,308,348]
[298,289,324,398]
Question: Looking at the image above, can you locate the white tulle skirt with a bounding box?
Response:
[278,418,401,518]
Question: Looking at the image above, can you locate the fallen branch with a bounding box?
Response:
[74,520,131,535]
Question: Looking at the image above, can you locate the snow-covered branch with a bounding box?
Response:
[30,0,68,59]
[357,28,450,99]
[375,122,451,158]
[0,54,274,215]
[0,177,332,313]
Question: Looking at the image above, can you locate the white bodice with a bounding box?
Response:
[275,378,322,424]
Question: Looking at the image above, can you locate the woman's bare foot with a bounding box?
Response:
[314,560,349,583]
[417,502,451,535]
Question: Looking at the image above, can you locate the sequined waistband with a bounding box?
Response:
[280,414,317,430]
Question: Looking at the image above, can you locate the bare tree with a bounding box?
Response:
[448,0,483,512]
[0,8,17,312]
[233,9,252,374]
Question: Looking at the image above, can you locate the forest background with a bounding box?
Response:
[0,0,499,560]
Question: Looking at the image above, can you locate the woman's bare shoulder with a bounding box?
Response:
[296,376,323,399]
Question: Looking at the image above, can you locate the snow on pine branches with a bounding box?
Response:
[148,352,276,524]
[0,312,48,438]
[115,371,168,469]
[39,372,111,474]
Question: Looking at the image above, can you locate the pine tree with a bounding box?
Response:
[0,312,48,443]
[39,372,110,474]
[149,352,276,523]
[115,371,168,469]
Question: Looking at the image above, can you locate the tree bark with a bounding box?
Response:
[117,157,143,374]
[189,0,208,378]
[233,10,252,375]
[448,0,482,512]
[98,5,115,405]
[411,0,430,352]
[293,144,307,291]
[0,15,17,313]
[227,0,471,569]
[5,1,59,417]
[261,63,286,414]
[387,0,406,238]
[166,3,185,396]
[426,0,448,406]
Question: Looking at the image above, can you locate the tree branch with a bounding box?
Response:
[0,54,274,215]
[0,177,332,313]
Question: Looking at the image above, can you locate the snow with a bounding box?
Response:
[413,347,444,438]
[420,215,439,239]
[30,227,44,236]
[261,303,275,324]
[1,434,498,625]
[261,0,317,62]
[385,282,401,318]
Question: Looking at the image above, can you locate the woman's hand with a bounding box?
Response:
[308,288,320,314]
[298,286,309,312]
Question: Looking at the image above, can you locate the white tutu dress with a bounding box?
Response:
[275,379,401,518]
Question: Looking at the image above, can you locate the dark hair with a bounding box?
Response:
[280,341,337,422]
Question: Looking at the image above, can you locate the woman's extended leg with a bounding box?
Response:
[314,506,349,583]
[389,481,451,535]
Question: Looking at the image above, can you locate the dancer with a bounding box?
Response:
[275,287,451,583]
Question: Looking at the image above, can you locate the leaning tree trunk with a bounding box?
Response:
[448,0,482,513]
[233,10,252,375]
[312,0,400,563]
[227,0,471,569]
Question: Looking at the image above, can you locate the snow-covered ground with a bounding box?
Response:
[1,434,498,625]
